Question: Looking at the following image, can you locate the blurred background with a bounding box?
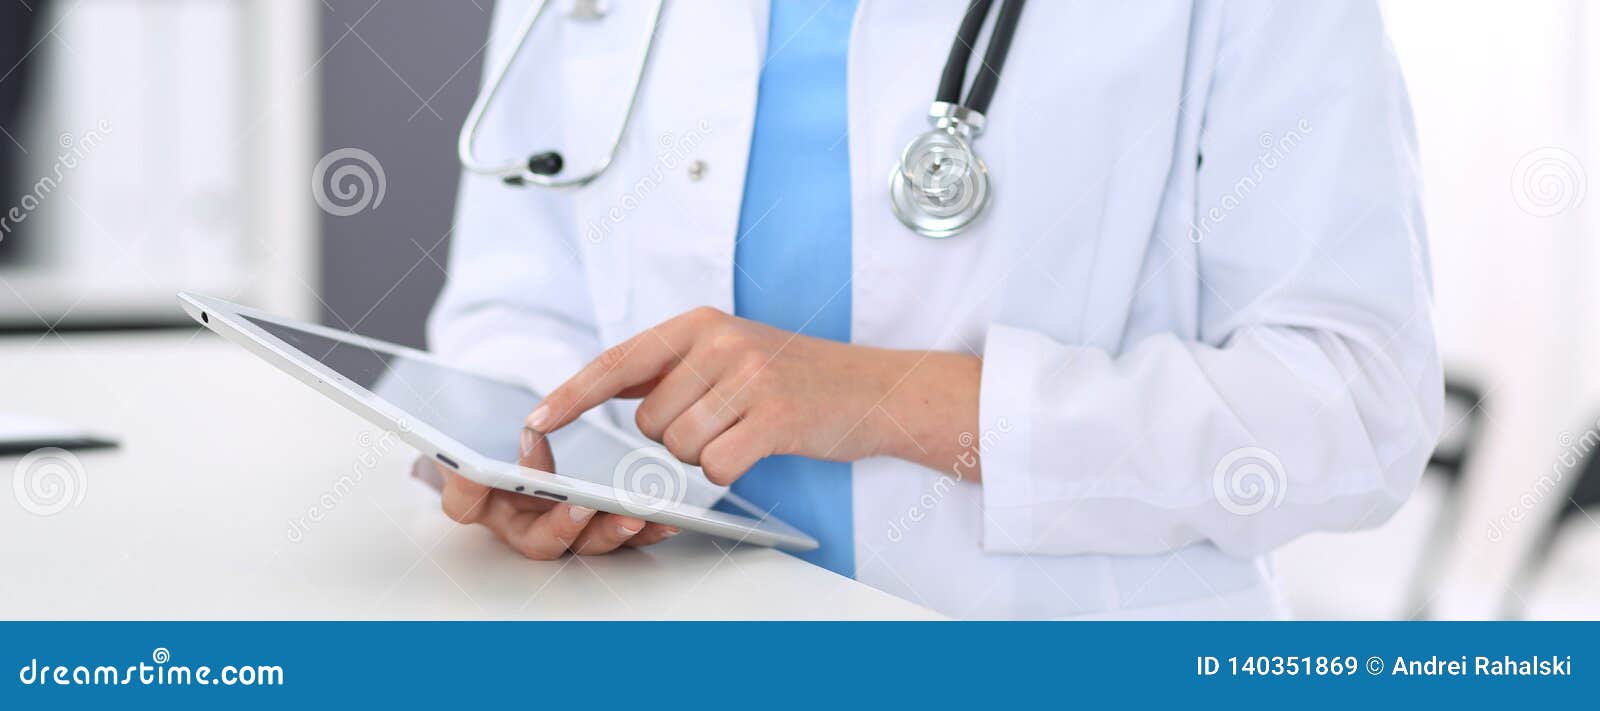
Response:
[0,0,1595,619]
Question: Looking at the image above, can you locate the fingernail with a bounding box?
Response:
[662,527,680,538]
[618,523,642,536]
[520,428,537,458]
[567,505,596,523]
[526,403,552,431]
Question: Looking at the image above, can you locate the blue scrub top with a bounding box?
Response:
[730,0,859,578]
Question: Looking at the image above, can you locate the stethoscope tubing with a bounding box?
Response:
[458,0,666,188]
[937,0,1026,115]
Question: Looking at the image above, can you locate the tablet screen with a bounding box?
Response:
[242,316,715,506]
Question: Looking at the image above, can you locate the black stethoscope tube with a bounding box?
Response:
[934,0,1026,115]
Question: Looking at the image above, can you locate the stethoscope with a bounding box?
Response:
[458,0,1025,238]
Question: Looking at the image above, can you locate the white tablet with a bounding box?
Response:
[178,292,818,552]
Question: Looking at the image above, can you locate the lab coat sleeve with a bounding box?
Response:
[976,0,1443,558]
[426,0,599,396]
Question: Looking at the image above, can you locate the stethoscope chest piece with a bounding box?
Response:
[889,0,1025,239]
[890,102,992,239]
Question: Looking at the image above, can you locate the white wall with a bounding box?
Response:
[1275,0,1600,620]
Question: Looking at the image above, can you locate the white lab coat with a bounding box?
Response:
[430,0,1442,619]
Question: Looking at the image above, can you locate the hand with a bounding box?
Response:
[525,307,983,485]
[435,429,679,560]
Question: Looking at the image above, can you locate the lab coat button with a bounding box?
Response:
[687,160,707,181]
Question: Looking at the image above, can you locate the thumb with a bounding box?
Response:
[518,427,556,473]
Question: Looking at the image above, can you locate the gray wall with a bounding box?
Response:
[318,0,495,347]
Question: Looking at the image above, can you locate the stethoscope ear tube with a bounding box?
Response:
[935,0,996,106]
[965,0,1024,114]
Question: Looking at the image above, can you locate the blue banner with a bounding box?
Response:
[1,622,1590,708]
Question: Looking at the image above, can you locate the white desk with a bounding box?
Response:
[0,331,937,620]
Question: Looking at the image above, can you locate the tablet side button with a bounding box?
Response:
[532,490,568,502]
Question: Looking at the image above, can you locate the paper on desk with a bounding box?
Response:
[0,413,93,440]
[0,412,114,454]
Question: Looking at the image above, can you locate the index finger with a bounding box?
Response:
[527,310,704,433]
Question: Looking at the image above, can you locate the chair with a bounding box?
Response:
[1498,426,1600,619]
[1402,378,1486,619]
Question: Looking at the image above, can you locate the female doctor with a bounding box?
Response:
[428,0,1442,619]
